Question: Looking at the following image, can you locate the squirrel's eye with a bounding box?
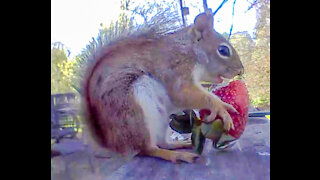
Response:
[218,45,231,57]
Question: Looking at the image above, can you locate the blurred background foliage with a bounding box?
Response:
[51,0,270,110]
[51,44,77,94]
[229,0,270,110]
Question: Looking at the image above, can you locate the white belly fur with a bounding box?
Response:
[133,75,177,147]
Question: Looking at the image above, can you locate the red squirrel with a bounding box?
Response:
[83,12,244,163]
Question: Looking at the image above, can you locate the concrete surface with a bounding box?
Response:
[51,116,270,180]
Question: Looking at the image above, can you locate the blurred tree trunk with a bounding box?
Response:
[179,0,186,26]
[203,0,208,12]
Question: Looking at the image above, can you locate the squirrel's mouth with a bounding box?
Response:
[212,75,233,85]
[211,75,223,84]
[212,71,241,85]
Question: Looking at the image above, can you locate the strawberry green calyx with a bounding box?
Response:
[191,125,206,155]
[201,119,223,141]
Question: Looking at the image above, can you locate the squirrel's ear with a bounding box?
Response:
[188,11,214,43]
[194,10,214,33]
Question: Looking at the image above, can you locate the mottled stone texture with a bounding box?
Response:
[51,116,270,180]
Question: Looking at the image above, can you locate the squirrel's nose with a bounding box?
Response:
[237,68,244,76]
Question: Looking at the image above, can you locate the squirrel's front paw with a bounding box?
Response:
[222,113,235,131]
[206,100,235,131]
[171,151,199,163]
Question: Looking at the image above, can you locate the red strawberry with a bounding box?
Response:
[200,80,249,139]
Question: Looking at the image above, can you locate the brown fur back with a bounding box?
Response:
[84,51,151,154]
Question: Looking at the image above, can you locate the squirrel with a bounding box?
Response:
[83,11,244,163]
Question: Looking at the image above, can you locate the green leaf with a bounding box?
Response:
[169,110,199,134]
[191,125,206,155]
[200,119,224,139]
[169,118,192,133]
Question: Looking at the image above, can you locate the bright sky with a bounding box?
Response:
[51,0,256,58]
